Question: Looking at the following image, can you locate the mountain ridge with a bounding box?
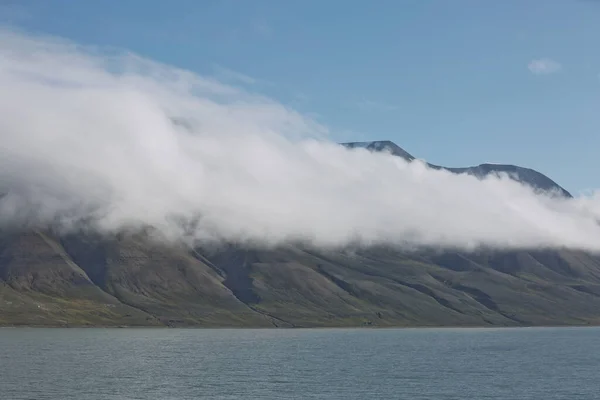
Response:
[342,140,572,198]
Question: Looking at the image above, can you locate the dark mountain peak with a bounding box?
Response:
[447,163,572,198]
[341,140,572,198]
[342,141,415,161]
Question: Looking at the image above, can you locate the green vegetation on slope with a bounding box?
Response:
[1,230,600,327]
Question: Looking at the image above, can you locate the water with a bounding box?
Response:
[1,327,599,399]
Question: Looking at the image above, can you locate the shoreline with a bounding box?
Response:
[1,322,599,330]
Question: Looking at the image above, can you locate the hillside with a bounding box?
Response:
[0,142,598,327]
[2,229,600,327]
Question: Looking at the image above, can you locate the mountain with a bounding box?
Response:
[0,141,597,327]
[342,141,572,197]
[2,230,600,327]
[343,140,416,162]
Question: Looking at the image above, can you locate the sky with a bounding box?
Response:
[1,0,599,195]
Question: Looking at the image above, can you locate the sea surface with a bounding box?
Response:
[1,327,599,399]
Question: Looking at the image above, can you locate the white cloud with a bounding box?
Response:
[1,29,600,252]
[528,58,562,75]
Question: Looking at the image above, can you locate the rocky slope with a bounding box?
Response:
[1,142,597,327]
[2,229,600,327]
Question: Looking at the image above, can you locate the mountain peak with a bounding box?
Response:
[341,141,415,161]
[340,140,571,198]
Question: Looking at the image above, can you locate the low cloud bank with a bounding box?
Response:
[1,29,599,251]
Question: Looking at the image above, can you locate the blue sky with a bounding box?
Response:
[2,0,599,193]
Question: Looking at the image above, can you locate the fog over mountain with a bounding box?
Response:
[1,29,600,252]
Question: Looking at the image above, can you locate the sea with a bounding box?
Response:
[1,326,598,399]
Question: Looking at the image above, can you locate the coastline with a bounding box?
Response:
[1,322,598,329]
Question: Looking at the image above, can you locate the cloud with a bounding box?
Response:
[356,99,398,112]
[528,58,562,75]
[1,29,600,252]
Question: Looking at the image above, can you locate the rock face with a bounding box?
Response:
[0,141,596,327]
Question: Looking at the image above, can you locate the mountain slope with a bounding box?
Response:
[342,141,572,197]
[0,231,159,326]
[0,141,597,327]
[2,230,600,327]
